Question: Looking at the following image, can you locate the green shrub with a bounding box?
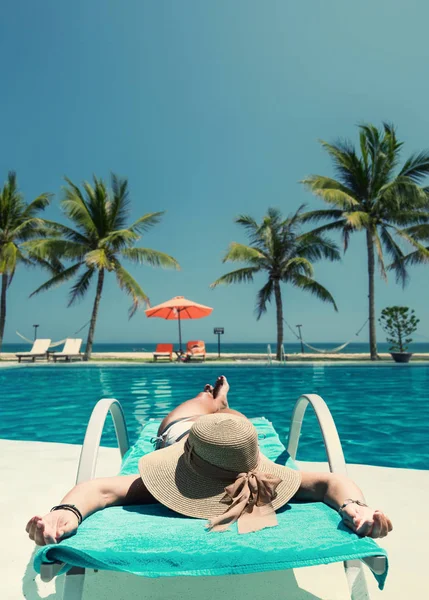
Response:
[379,306,419,353]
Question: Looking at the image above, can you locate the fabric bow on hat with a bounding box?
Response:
[184,439,282,534]
[208,470,282,534]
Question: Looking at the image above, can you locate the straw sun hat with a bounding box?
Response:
[138,413,301,534]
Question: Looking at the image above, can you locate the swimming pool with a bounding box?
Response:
[1,363,428,469]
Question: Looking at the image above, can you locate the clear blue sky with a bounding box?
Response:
[1,0,429,344]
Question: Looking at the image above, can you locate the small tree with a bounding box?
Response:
[379,306,419,353]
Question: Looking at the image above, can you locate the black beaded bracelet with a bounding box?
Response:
[50,504,83,525]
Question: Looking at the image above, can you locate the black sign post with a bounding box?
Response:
[213,327,224,358]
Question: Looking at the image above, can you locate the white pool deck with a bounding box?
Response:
[2,351,429,363]
[2,438,428,600]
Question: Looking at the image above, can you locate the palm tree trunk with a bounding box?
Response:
[274,280,284,361]
[84,269,105,361]
[0,273,8,354]
[366,230,378,360]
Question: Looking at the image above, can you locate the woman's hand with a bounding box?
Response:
[25,510,79,546]
[341,503,392,538]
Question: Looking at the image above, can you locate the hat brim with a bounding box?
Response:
[138,439,302,520]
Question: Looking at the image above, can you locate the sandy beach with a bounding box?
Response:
[3,437,427,600]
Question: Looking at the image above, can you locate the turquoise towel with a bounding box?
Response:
[34,418,388,589]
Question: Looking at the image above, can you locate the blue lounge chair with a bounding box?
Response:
[35,394,388,600]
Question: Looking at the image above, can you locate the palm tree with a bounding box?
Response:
[0,172,53,353]
[211,207,339,360]
[301,123,429,360]
[398,223,429,270]
[26,174,180,360]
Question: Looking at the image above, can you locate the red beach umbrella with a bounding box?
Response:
[145,296,213,352]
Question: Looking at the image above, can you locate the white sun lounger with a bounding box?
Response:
[15,339,51,363]
[51,339,84,362]
[38,393,387,600]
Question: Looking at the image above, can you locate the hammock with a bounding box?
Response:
[283,318,368,354]
[16,320,91,348]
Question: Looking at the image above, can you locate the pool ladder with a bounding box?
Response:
[267,344,287,365]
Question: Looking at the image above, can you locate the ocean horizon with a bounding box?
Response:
[3,341,429,354]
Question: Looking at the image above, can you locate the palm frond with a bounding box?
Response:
[84,177,110,238]
[399,151,429,183]
[300,219,348,237]
[384,210,429,227]
[30,263,82,297]
[318,140,368,199]
[265,207,283,225]
[301,175,356,198]
[360,123,401,190]
[4,171,18,193]
[255,280,274,319]
[100,229,140,250]
[258,217,275,255]
[235,214,260,236]
[380,226,408,286]
[342,222,354,252]
[359,129,370,171]
[210,267,261,288]
[298,208,345,224]
[388,223,429,257]
[283,204,307,231]
[85,249,113,270]
[62,177,98,236]
[68,268,95,306]
[109,174,130,230]
[289,273,338,311]
[22,239,87,262]
[29,256,64,276]
[0,242,17,273]
[128,212,165,235]
[345,211,372,230]
[22,193,52,217]
[403,223,429,240]
[120,247,180,269]
[283,256,314,278]
[114,262,149,318]
[42,220,91,245]
[295,232,341,262]
[10,217,51,241]
[222,242,265,264]
[14,246,36,268]
[301,175,360,210]
[401,246,429,268]
[376,178,428,213]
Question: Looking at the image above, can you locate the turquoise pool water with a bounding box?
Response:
[1,364,428,469]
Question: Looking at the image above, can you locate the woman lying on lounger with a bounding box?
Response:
[26,376,393,545]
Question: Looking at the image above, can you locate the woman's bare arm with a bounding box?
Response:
[294,471,392,538]
[26,475,154,546]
